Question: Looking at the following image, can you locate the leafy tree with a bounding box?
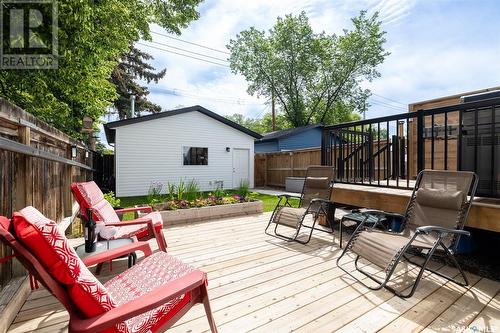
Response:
[110,45,166,119]
[0,0,202,138]
[227,11,388,128]
[226,111,290,134]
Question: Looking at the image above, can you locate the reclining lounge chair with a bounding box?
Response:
[265,166,336,244]
[337,170,478,298]
[0,206,217,332]
[71,181,167,251]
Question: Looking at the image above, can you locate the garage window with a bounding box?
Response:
[183,147,208,165]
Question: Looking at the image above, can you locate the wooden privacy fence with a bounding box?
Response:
[255,148,322,187]
[255,143,392,188]
[0,98,93,296]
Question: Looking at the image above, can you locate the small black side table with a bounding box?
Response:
[339,211,388,248]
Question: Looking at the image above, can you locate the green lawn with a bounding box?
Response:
[117,191,299,213]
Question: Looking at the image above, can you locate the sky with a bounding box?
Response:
[101,0,500,142]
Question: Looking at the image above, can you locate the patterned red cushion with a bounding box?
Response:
[74,182,121,222]
[76,181,106,207]
[13,206,117,319]
[105,252,195,333]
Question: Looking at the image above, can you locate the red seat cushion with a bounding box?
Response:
[13,207,117,319]
[104,251,195,333]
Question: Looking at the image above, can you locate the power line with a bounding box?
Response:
[371,93,406,106]
[253,105,270,119]
[369,97,407,110]
[147,40,229,63]
[151,87,258,104]
[138,42,230,68]
[151,31,230,55]
[158,86,260,104]
[368,99,407,112]
[149,87,265,106]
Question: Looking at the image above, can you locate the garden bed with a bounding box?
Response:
[143,200,263,225]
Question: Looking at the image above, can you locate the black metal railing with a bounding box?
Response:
[321,97,500,198]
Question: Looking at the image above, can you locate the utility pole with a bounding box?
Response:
[271,91,276,131]
[130,95,136,119]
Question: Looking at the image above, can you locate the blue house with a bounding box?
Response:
[255,124,323,153]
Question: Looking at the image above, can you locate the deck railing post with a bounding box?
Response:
[321,129,327,165]
[417,109,425,172]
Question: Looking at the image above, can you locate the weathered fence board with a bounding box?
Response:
[0,98,93,288]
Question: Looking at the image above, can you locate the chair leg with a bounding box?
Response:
[405,243,469,287]
[445,248,469,286]
[154,229,167,252]
[201,284,218,333]
[293,214,319,245]
[325,213,336,244]
[273,223,299,242]
[264,205,282,237]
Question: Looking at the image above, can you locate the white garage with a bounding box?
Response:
[104,105,262,197]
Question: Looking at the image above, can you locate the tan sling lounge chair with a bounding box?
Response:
[337,170,478,298]
[265,166,336,244]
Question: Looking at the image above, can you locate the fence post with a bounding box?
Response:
[264,154,268,187]
[18,126,32,206]
[416,109,425,172]
[321,129,326,165]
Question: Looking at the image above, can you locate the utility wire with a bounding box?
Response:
[154,86,259,104]
[151,31,230,55]
[149,87,265,106]
[147,40,229,63]
[371,93,406,106]
[368,99,407,112]
[369,97,407,110]
[138,42,230,68]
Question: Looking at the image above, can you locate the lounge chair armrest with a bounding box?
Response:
[82,242,153,267]
[115,206,153,214]
[69,270,207,333]
[104,218,153,227]
[416,226,470,237]
[310,198,332,204]
[361,209,405,219]
[278,194,302,200]
[105,218,158,242]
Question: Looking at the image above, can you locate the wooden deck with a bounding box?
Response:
[8,213,500,333]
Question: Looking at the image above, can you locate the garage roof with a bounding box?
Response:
[104,105,262,144]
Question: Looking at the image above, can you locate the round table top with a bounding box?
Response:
[74,238,134,259]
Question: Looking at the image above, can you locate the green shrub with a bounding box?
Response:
[176,180,186,200]
[104,191,121,208]
[236,180,250,200]
[186,179,200,201]
[166,182,176,201]
[213,185,225,199]
[147,181,163,205]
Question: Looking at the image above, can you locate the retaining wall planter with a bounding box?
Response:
[152,200,263,225]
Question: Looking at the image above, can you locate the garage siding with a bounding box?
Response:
[115,111,255,196]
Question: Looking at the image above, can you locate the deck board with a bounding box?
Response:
[8,212,500,333]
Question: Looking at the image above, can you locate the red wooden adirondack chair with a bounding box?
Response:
[0,207,217,333]
[71,181,167,251]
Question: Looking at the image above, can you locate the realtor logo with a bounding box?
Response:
[0,0,58,69]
